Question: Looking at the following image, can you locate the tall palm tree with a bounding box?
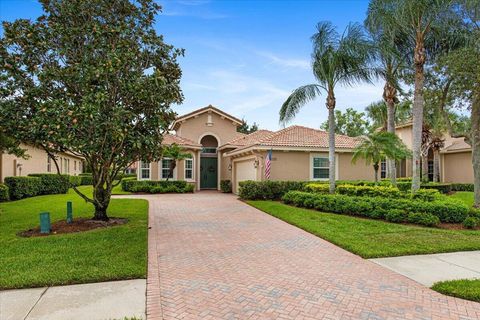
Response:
[280,21,373,193]
[352,131,411,183]
[365,100,411,132]
[367,0,457,192]
[365,17,409,185]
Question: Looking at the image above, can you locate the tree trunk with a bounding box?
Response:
[472,88,480,208]
[93,184,111,221]
[326,91,336,194]
[373,163,379,184]
[433,148,440,183]
[421,154,429,182]
[167,160,176,182]
[411,36,426,192]
[384,81,397,185]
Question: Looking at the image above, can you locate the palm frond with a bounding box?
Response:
[279,84,322,124]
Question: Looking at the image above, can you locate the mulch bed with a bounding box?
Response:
[18,218,128,237]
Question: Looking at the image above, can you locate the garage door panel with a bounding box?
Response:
[234,160,256,194]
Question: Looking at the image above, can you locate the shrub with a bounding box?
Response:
[411,189,440,202]
[122,179,193,194]
[281,191,468,223]
[463,217,479,229]
[79,173,93,185]
[28,174,70,194]
[304,183,330,194]
[421,183,452,194]
[367,208,387,219]
[0,184,9,202]
[396,181,412,192]
[336,184,401,198]
[451,183,474,192]
[238,180,306,200]
[69,175,82,187]
[4,176,42,200]
[220,180,232,193]
[407,212,440,227]
[385,209,408,223]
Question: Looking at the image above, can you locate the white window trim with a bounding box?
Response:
[184,156,195,182]
[138,161,152,180]
[309,153,339,181]
[159,158,177,181]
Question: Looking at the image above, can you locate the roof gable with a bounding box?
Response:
[172,105,243,130]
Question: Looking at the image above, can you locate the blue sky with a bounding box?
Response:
[0,0,383,130]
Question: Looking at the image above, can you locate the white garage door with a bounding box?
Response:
[234,159,256,194]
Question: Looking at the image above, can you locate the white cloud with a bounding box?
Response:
[256,51,310,69]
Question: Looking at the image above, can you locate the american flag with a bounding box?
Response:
[265,150,272,180]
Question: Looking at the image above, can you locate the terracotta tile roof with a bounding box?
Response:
[256,125,361,149]
[162,134,202,149]
[220,130,274,148]
[441,138,471,153]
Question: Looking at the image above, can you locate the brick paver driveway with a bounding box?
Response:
[135,192,480,320]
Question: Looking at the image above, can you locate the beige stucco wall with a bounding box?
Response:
[1,144,83,182]
[396,126,413,150]
[337,153,376,180]
[175,112,239,147]
[441,151,473,183]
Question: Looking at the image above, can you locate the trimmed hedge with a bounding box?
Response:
[239,180,306,200]
[121,179,194,194]
[336,184,401,198]
[421,183,452,194]
[4,176,42,200]
[220,180,232,193]
[78,173,93,185]
[0,184,9,202]
[282,191,469,224]
[303,183,330,194]
[28,174,70,194]
[69,175,82,187]
[451,183,474,192]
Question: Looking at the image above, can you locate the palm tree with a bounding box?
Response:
[162,143,191,181]
[367,0,457,192]
[352,132,411,183]
[365,100,411,132]
[280,21,373,193]
[365,18,409,185]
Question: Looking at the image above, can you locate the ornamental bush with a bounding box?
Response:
[407,212,440,227]
[69,175,82,187]
[385,209,408,223]
[303,183,330,194]
[122,179,194,194]
[238,180,306,200]
[411,189,441,202]
[79,173,93,185]
[220,180,232,193]
[336,184,401,198]
[4,176,42,200]
[451,183,474,192]
[28,174,70,194]
[421,183,452,194]
[281,191,468,224]
[463,217,479,229]
[0,184,9,202]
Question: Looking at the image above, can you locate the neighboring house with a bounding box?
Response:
[0,143,84,182]
[138,105,375,193]
[395,122,473,183]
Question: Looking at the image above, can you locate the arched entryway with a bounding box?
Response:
[199,135,218,189]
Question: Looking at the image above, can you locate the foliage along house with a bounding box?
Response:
[138,105,376,193]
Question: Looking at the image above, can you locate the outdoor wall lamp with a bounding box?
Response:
[253,159,259,168]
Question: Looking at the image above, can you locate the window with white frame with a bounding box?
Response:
[140,161,150,179]
[161,158,174,179]
[74,160,77,171]
[47,156,52,172]
[312,156,329,179]
[185,158,193,180]
[381,159,387,179]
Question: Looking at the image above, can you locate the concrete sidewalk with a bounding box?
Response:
[0,279,145,320]
[370,251,480,286]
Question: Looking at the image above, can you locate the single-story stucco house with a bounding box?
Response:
[137,105,475,194]
[0,144,84,182]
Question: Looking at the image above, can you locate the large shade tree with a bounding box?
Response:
[367,0,459,192]
[320,108,370,137]
[280,21,373,193]
[0,0,183,220]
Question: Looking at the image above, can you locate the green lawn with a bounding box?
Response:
[431,279,480,302]
[450,191,475,207]
[0,186,147,289]
[247,200,480,258]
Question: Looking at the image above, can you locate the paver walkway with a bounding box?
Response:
[132,192,480,320]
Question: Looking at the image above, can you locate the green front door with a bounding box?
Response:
[200,157,217,189]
